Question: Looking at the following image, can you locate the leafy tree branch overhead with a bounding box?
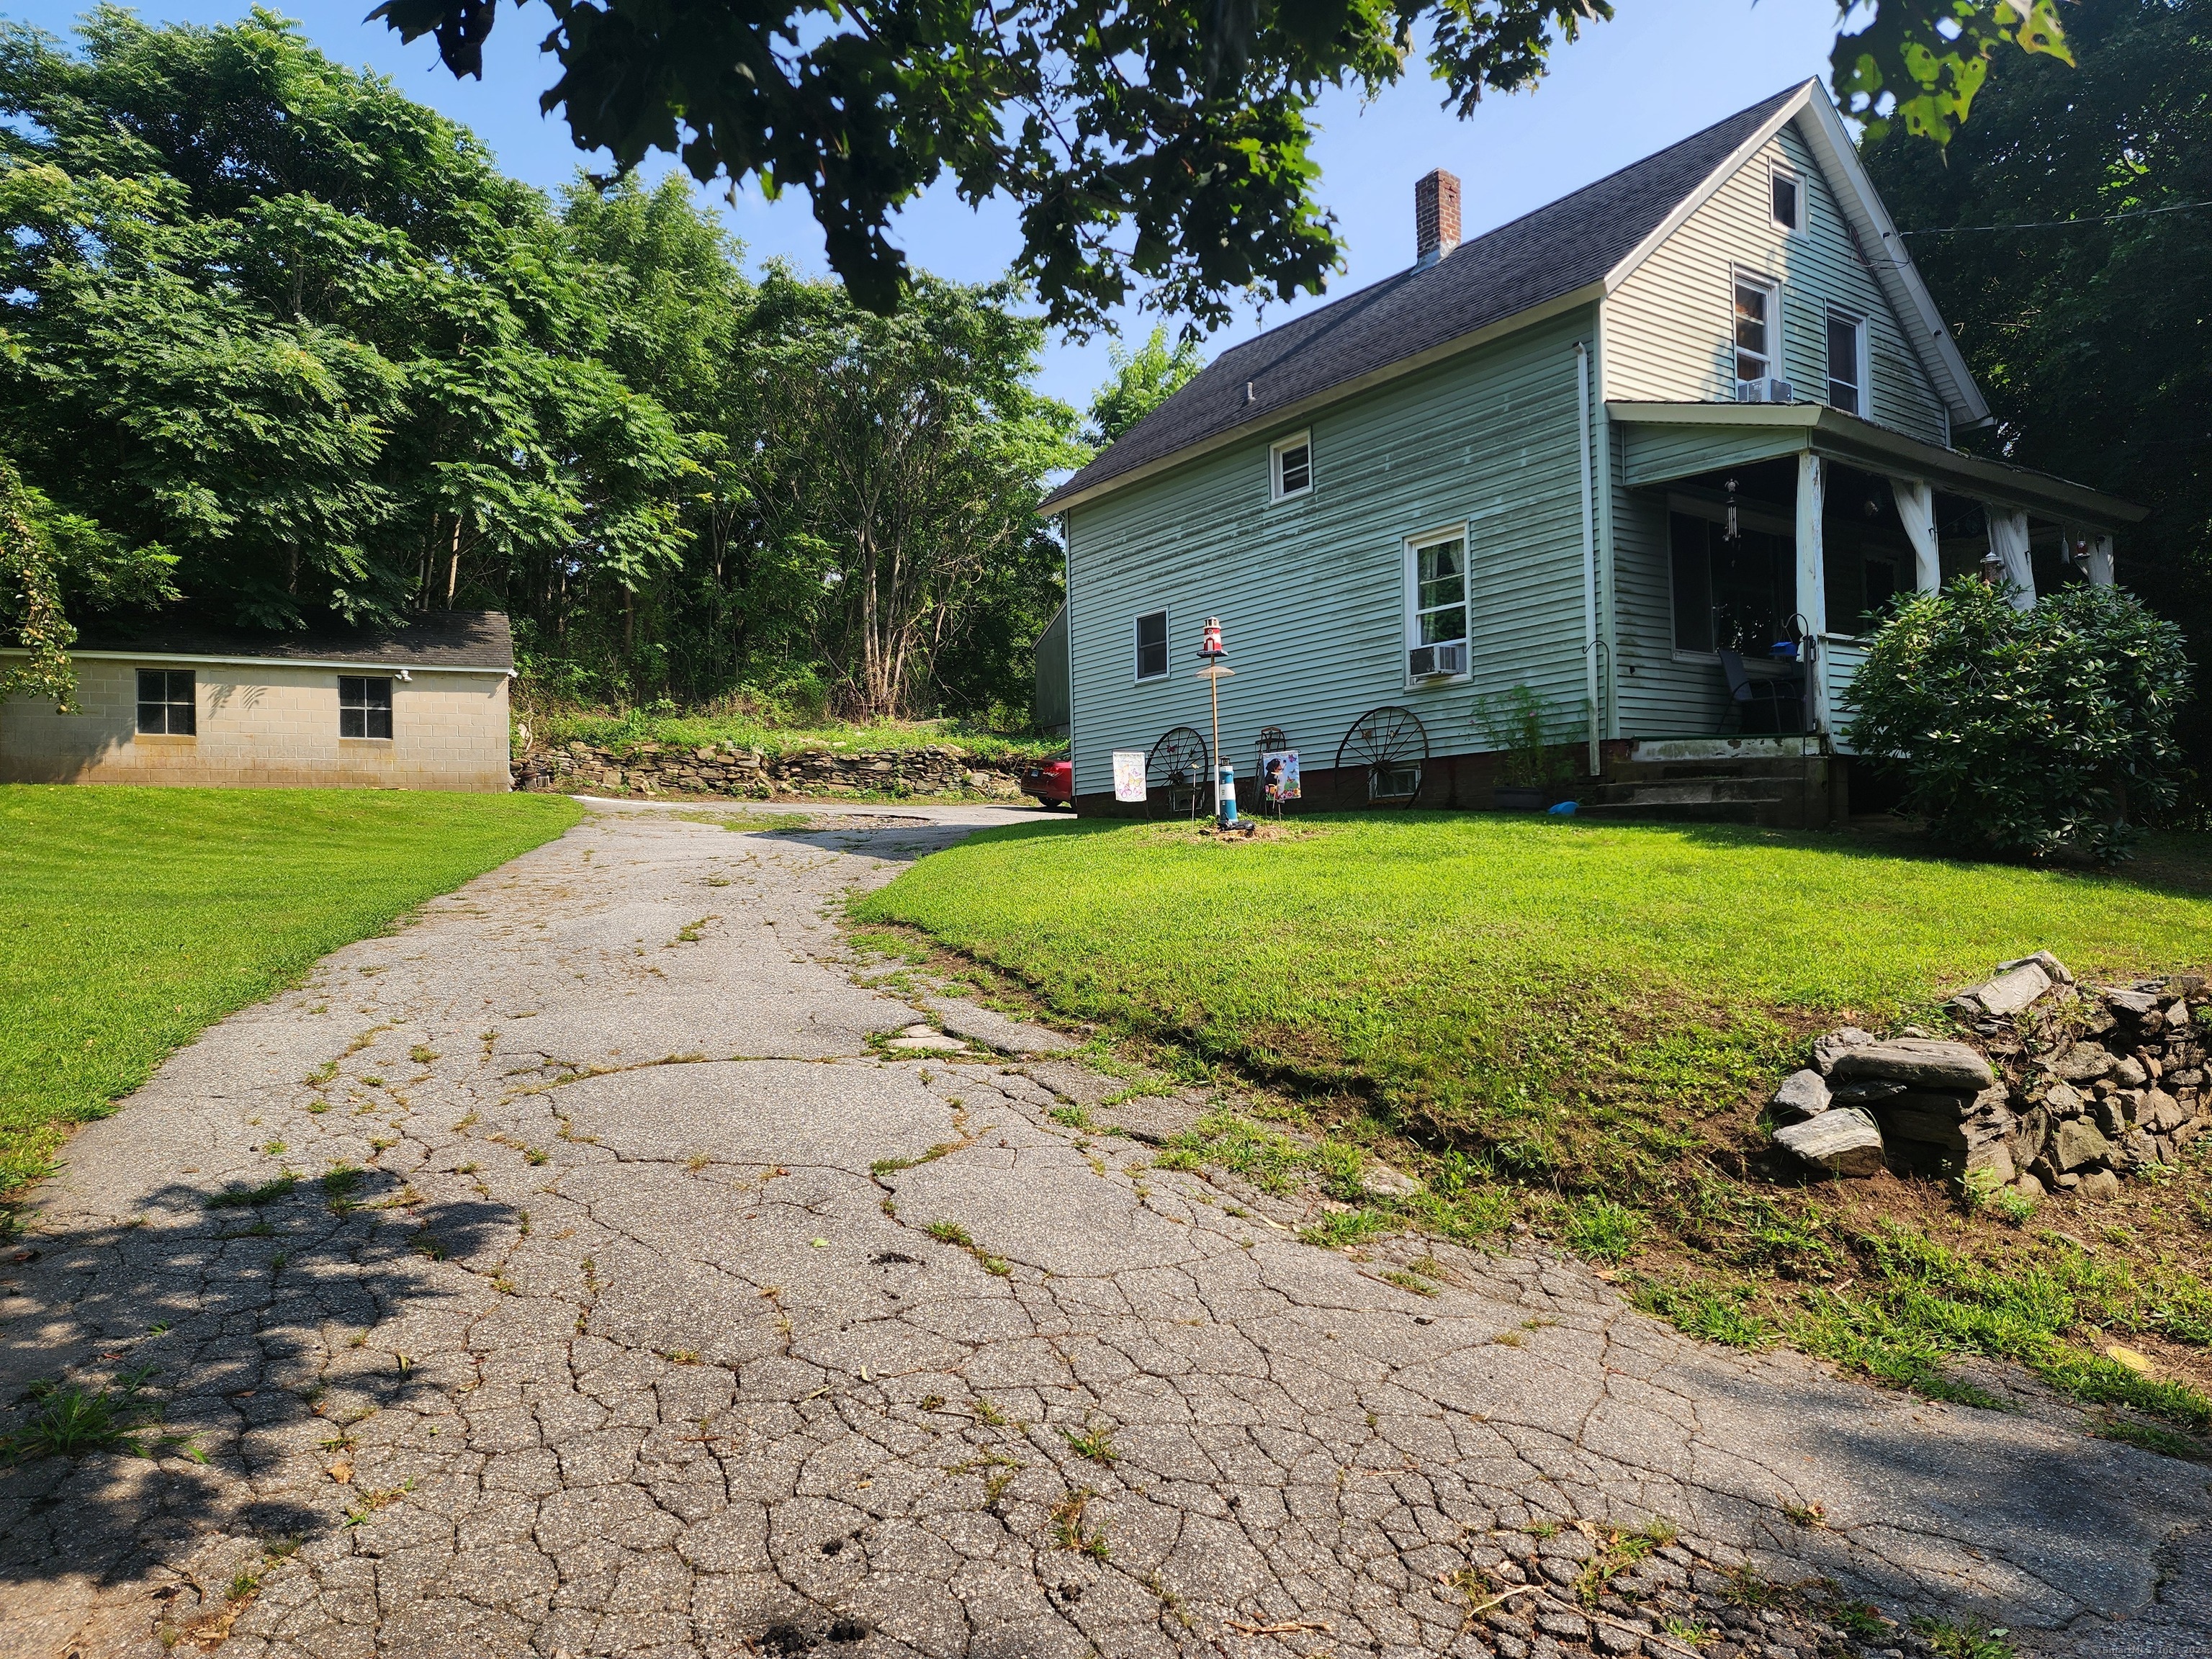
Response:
[373,0,2075,331]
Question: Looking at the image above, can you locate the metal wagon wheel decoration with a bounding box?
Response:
[1336,706,1429,807]
[1146,725,1210,820]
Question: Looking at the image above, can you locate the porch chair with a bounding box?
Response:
[1718,649,1804,734]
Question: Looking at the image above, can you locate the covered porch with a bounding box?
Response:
[1606,401,2145,758]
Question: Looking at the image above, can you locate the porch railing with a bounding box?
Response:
[1816,634,1869,754]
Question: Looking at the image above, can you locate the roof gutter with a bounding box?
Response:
[1604,400,2144,526]
[0,647,516,676]
[1041,281,1609,516]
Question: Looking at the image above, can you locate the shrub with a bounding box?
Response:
[1846,580,2190,861]
[1471,685,1583,789]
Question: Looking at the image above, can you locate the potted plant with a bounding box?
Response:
[1473,685,1578,811]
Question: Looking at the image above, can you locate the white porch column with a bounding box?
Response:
[2087,533,2116,586]
[1984,505,2034,609]
[1795,452,1827,732]
[1889,477,1943,592]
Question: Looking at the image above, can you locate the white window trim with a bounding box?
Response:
[1132,607,1170,683]
[1403,523,1473,688]
[1769,162,1807,233]
[1731,269,1783,390]
[1269,431,1313,503]
[1825,305,1871,419]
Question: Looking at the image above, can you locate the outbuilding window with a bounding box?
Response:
[339,675,394,739]
[1270,432,1312,501]
[1133,610,1169,681]
[136,669,195,735]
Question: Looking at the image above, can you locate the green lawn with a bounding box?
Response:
[858,815,2212,1184]
[0,786,582,1198]
[855,813,2212,1429]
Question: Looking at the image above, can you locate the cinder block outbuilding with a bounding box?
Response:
[0,611,515,791]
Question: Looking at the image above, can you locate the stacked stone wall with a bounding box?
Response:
[1771,953,2209,1200]
[515,739,1027,802]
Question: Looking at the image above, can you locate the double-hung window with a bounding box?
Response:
[1270,432,1312,501]
[1734,276,1780,389]
[136,669,195,735]
[1770,166,1805,233]
[1133,610,1169,681]
[1406,529,1470,680]
[1825,309,1868,416]
[339,675,394,739]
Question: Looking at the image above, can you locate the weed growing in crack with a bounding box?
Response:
[971,1396,1011,1428]
[1061,1423,1118,1464]
[925,1220,972,1246]
[524,1147,549,1166]
[0,1367,202,1464]
[1912,1617,2017,1659]
[1048,1488,1110,1558]
[1382,1269,1439,1298]
[321,1166,364,1215]
[1781,1500,1828,1528]
[205,1175,297,1210]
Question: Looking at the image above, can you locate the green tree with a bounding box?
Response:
[0,7,693,635]
[1861,0,2212,809]
[374,0,2072,332]
[1086,325,1208,446]
[739,271,1085,717]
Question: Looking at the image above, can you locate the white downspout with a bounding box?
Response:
[1574,343,1599,778]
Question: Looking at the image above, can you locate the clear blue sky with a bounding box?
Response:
[6,1,1857,411]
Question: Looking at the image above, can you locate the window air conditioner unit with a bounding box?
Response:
[1736,376,1794,404]
[1408,642,1466,678]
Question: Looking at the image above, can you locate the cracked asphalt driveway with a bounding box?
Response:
[2,803,2206,1659]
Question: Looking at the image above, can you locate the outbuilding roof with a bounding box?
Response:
[1043,80,1984,515]
[65,610,516,673]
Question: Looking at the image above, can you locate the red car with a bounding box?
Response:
[1020,757,1074,809]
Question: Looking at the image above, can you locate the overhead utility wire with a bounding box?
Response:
[1894,198,2212,235]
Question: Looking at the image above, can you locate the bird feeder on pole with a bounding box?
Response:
[1195,616,1236,825]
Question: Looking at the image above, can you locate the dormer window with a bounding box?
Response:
[1270,432,1312,501]
[1770,166,1804,233]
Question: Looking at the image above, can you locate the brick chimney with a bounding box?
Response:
[1415,168,1460,269]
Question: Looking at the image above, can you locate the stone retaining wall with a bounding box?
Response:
[514,739,1027,801]
[1771,953,2208,1200]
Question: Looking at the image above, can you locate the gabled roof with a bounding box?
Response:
[60,610,515,673]
[1043,81,1984,514]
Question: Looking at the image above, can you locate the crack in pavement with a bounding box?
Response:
[0,802,2204,1659]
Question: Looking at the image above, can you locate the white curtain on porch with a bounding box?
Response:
[1984,506,2035,609]
[1889,477,1943,592]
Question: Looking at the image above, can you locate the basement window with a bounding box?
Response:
[136,669,195,735]
[339,675,394,739]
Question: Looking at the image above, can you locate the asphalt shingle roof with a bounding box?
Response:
[72,610,516,671]
[1043,84,1808,511]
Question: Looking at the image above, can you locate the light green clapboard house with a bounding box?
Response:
[1039,81,2142,824]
